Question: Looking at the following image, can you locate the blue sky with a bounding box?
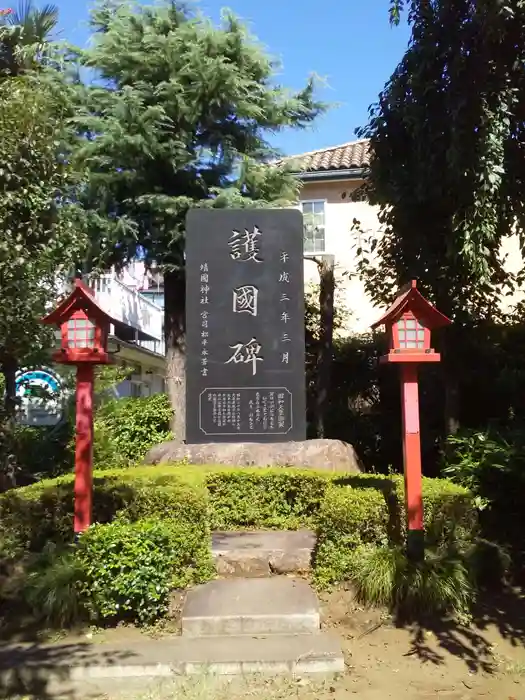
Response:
[51,0,411,156]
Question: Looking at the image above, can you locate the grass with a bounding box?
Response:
[347,543,476,618]
[106,675,344,700]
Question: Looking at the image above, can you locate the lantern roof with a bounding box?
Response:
[42,278,116,327]
[371,280,451,331]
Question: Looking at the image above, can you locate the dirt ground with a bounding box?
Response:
[2,585,525,700]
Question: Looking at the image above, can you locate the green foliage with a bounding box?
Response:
[442,426,525,573]
[14,422,73,479]
[314,482,391,587]
[77,519,212,626]
[22,544,86,627]
[0,464,478,621]
[0,0,59,76]
[205,469,334,530]
[0,466,208,554]
[0,73,86,478]
[93,394,173,469]
[442,428,525,508]
[314,475,477,587]
[346,543,475,618]
[75,0,323,271]
[356,1,525,317]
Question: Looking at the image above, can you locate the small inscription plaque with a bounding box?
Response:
[185,209,306,443]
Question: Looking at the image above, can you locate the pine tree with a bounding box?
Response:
[73,0,324,440]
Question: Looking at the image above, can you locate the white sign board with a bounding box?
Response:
[15,368,65,427]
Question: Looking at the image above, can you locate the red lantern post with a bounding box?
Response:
[42,279,114,535]
[371,281,451,560]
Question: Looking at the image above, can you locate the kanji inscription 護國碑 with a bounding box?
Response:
[185,209,306,443]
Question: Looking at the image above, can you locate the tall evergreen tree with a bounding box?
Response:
[73,0,324,440]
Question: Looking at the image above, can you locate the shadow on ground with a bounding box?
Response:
[0,641,134,700]
[396,585,525,673]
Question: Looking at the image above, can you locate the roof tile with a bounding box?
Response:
[283,139,371,173]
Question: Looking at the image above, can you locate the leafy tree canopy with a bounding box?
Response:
[0,74,87,477]
[356,0,525,323]
[0,1,59,76]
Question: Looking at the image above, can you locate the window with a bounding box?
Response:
[396,317,426,349]
[301,200,326,254]
[67,317,96,349]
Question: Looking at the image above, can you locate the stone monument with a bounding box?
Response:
[145,207,360,471]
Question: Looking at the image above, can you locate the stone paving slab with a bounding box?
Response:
[212,530,316,577]
[0,633,344,697]
[182,577,320,637]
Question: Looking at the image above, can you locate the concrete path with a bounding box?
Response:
[0,633,344,697]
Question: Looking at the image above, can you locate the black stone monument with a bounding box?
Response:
[185,208,306,443]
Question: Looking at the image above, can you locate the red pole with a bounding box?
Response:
[400,363,424,560]
[74,364,95,535]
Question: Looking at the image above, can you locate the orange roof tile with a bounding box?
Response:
[283,139,371,173]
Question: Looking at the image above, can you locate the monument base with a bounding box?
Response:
[144,438,361,472]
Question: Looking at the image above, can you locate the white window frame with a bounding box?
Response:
[300,199,327,255]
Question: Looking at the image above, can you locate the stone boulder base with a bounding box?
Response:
[144,438,361,472]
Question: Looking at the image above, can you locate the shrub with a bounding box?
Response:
[346,543,475,618]
[314,483,390,587]
[313,475,477,588]
[14,421,74,480]
[77,519,213,625]
[93,394,173,468]
[392,475,478,548]
[205,469,334,530]
[22,544,86,627]
[0,467,208,555]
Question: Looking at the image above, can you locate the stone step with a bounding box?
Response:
[212,529,316,577]
[182,577,320,637]
[1,633,344,694]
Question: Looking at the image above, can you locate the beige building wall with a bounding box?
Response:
[298,179,383,333]
[298,179,525,334]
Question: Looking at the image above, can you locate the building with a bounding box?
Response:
[87,267,166,398]
[286,138,524,331]
[286,139,380,333]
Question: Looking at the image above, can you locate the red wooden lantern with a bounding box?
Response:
[42,279,115,535]
[372,280,451,363]
[372,280,451,560]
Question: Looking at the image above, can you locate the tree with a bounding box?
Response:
[0,1,59,75]
[73,0,323,440]
[354,0,525,433]
[0,76,86,485]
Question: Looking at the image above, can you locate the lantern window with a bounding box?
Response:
[67,318,96,349]
[397,317,426,349]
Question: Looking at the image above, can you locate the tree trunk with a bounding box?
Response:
[164,270,186,442]
[315,256,335,439]
[0,355,18,490]
[440,329,460,436]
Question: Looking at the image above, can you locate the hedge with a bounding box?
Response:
[314,475,477,586]
[0,465,477,614]
[205,469,335,530]
[78,519,213,625]
[0,467,208,555]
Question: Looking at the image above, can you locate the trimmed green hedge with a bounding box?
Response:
[0,465,477,620]
[0,467,208,554]
[206,469,334,530]
[78,519,213,625]
[314,475,477,586]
